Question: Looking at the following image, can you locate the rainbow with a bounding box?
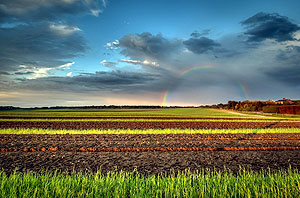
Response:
[237,80,250,100]
[162,64,215,106]
[179,65,215,76]
[161,90,169,106]
[161,64,250,106]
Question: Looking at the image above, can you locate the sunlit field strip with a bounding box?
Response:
[0,108,258,118]
[0,169,299,198]
[1,108,299,119]
[1,128,300,134]
[1,118,299,122]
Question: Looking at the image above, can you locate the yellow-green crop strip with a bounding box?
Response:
[1,128,300,134]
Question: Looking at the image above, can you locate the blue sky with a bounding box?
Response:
[1,0,300,106]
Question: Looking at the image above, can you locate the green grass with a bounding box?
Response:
[0,108,255,118]
[2,128,300,134]
[235,111,300,118]
[0,169,299,198]
[1,108,299,119]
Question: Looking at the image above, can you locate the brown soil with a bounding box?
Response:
[1,133,300,175]
[1,121,300,129]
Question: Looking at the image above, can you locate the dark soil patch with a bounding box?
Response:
[0,134,300,175]
[1,121,300,129]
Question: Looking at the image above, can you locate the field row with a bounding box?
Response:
[2,118,300,123]
[2,146,300,152]
[1,134,300,152]
[0,108,252,117]
[2,128,300,134]
[2,137,300,141]
[0,116,295,120]
[1,121,300,129]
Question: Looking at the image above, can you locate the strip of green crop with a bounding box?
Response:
[0,118,299,122]
[0,169,299,198]
[0,108,256,118]
[1,128,300,134]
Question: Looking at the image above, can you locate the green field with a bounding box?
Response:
[1,169,299,198]
[0,108,264,118]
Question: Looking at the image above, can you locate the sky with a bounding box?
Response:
[0,0,300,107]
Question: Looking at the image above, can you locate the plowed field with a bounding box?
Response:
[1,120,300,129]
[1,133,300,175]
[1,108,300,175]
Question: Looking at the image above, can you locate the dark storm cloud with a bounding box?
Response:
[0,23,86,72]
[183,37,220,54]
[241,12,300,42]
[264,47,300,86]
[265,64,300,86]
[0,0,102,23]
[17,69,177,93]
[119,32,182,60]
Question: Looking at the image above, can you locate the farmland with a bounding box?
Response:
[1,108,300,197]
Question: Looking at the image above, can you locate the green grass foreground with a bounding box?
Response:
[1,128,300,134]
[0,169,299,198]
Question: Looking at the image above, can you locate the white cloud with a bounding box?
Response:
[105,40,120,50]
[120,59,159,67]
[90,9,102,16]
[57,62,75,69]
[16,62,75,79]
[28,67,52,79]
[66,72,72,77]
[49,24,81,36]
[286,31,300,46]
[100,60,117,67]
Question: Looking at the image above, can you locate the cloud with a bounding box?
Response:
[190,29,211,38]
[120,59,159,67]
[0,0,103,23]
[49,24,81,36]
[119,32,183,60]
[241,12,300,42]
[263,46,300,85]
[15,62,75,79]
[17,70,165,93]
[0,0,100,77]
[0,23,85,73]
[66,72,72,77]
[105,40,120,50]
[101,0,107,7]
[100,60,117,67]
[183,37,220,54]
